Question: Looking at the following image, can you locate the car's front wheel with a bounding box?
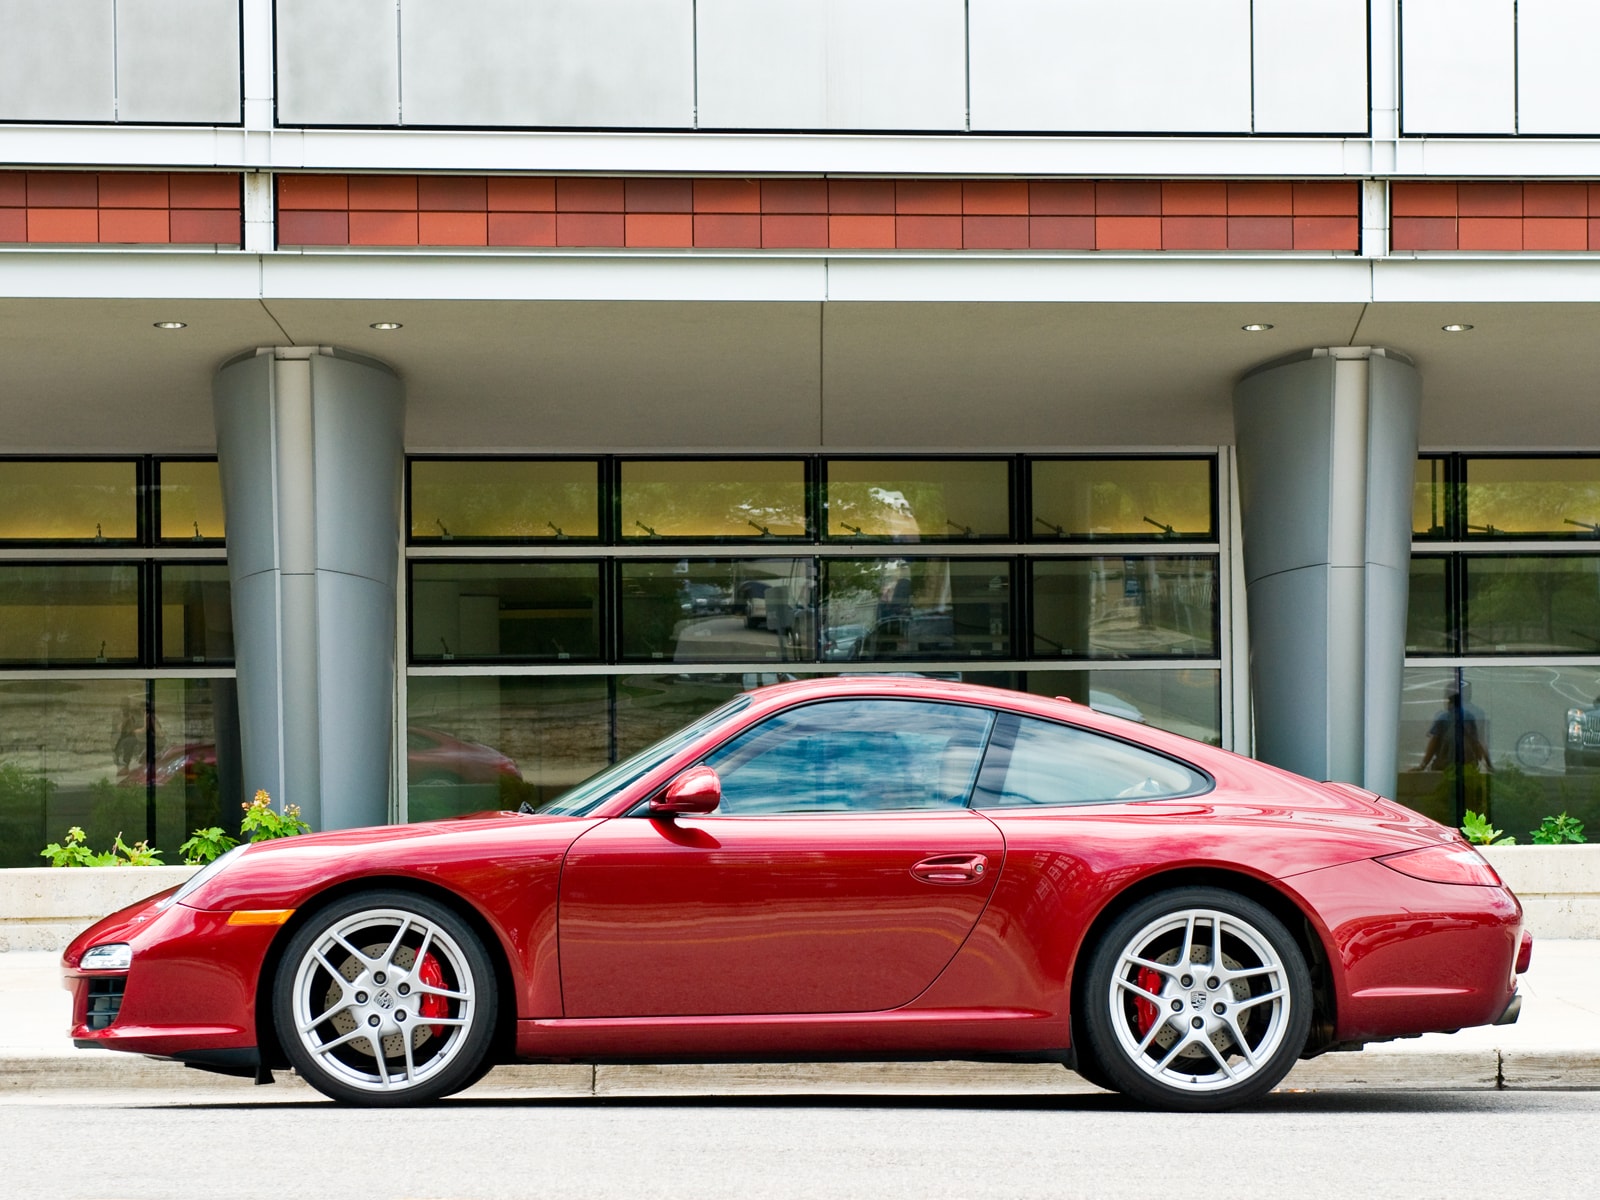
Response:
[273,890,497,1105]
[1079,886,1311,1111]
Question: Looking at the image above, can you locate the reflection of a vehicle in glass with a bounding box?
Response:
[677,581,730,615]
[1565,700,1600,771]
[736,580,770,629]
[118,728,520,788]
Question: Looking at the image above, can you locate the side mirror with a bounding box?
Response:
[650,765,721,817]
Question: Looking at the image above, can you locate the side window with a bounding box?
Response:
[974,715,1208,808]
[703,699,995,815]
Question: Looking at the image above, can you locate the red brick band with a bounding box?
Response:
[0,172,241,246]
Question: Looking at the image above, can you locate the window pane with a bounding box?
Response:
[148,678,243,853]
[0,565,140,665]
[613,673,757,759]
[621,460,806,540]
[1406,555,1451,655]
[406,675,610,820]
[159,565,234,663]
[1413,456,1449,539]
[1463,556,1600,654]
[705,699,996,814]
[824,459,1010,540]
[158,460,225,542]
[1025,669,1222,744]
[821,558,1011,661]
[411,459,600,541]
[974,715,1208,808]
[1464,457,1600,538]
[1031,557,1217,659]
[0,680,239,867]
[619,559,814,663]
[0,460,138,542]
[1031,458,1214,540]
[1398,665,1600,837]
[411,562,602,662]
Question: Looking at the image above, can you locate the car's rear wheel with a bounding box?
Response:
[1080,886,1311,1112]
[273,890,497,1105]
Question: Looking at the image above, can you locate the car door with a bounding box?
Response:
[557,697,1005,1017]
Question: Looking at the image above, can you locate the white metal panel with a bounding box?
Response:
[969,0,1252,133]
[400,0,694,128]
[697,0,966,131]
[276,0,399,125]
[696,1,826,129]
[1399,0,1515,134]
[115,0,240,123]
[1252,0,1368,134]
[0,0,115,121]
[1517,1,1600,135]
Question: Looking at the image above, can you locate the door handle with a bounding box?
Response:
[911,853,990,885]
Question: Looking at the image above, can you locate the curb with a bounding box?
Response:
[5,1050,1598,1097]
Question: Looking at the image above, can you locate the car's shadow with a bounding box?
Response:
[128,1088,1520,1115]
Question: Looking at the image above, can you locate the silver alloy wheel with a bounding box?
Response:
[1106,906,1292,1094]
[287,905,479,1095]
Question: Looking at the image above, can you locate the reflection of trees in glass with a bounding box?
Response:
[1465,559,1600,653]
[623,479,806,539]
[1033,462,1212,538]
[0,761,54,868]
[1467,471,1600,536]
[411,461,600,540]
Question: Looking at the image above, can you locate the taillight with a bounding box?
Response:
[1377,842,1502,886]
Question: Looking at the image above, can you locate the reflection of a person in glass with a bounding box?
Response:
[1415,681,1492,773]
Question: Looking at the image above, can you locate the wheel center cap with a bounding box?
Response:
[376,991,394,1010]
[1191,991,1208,1009]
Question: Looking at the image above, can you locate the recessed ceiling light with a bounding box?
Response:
[369,321,403,330]
[1442,323,1474,333]
[153,321,187,330]
[1241,323,1274,332]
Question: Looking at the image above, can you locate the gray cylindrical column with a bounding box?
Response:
[1233,348,1420,799]
[213,348,404,831]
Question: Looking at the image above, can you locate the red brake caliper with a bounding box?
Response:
[1132,967,1165,1037]
[417,953,448,1036]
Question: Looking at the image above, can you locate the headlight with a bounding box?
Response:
[162,844,250,909]
[81,943,133,971]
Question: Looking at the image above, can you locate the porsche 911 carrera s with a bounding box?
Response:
[63,677,1529,1112]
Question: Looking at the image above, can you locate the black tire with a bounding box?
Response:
[1079,886,1311,1112]
[273,889,497,1105]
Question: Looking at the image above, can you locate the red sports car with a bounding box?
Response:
[62,677,1529,1112]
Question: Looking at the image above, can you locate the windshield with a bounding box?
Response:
[536,694,754,816]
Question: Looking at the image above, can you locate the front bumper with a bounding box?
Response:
[62,892,280,1060]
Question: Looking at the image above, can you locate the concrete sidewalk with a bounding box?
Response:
[2,942,1597,1098]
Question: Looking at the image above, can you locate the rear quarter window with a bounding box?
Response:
[973,715,1209,808]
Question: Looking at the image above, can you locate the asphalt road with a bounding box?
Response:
[2,1088,1595,1199]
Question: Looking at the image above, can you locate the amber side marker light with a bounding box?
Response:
[226,909,297,926]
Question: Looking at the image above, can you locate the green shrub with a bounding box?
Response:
[1531,812,1588,845]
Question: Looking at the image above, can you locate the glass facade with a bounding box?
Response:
[0,458,236,866]
[405,453,1228,822]
[1403,455,1600,833]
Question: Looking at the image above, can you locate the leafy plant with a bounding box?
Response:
[111,834,164,866]
[41,827,163,866]
[1461,809,1516,846]
[1531,811,1588,845]
[40,826,116,867]
[240,789,311,841]
[179,826,239,865]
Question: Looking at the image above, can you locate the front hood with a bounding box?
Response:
[176,812,601,913]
